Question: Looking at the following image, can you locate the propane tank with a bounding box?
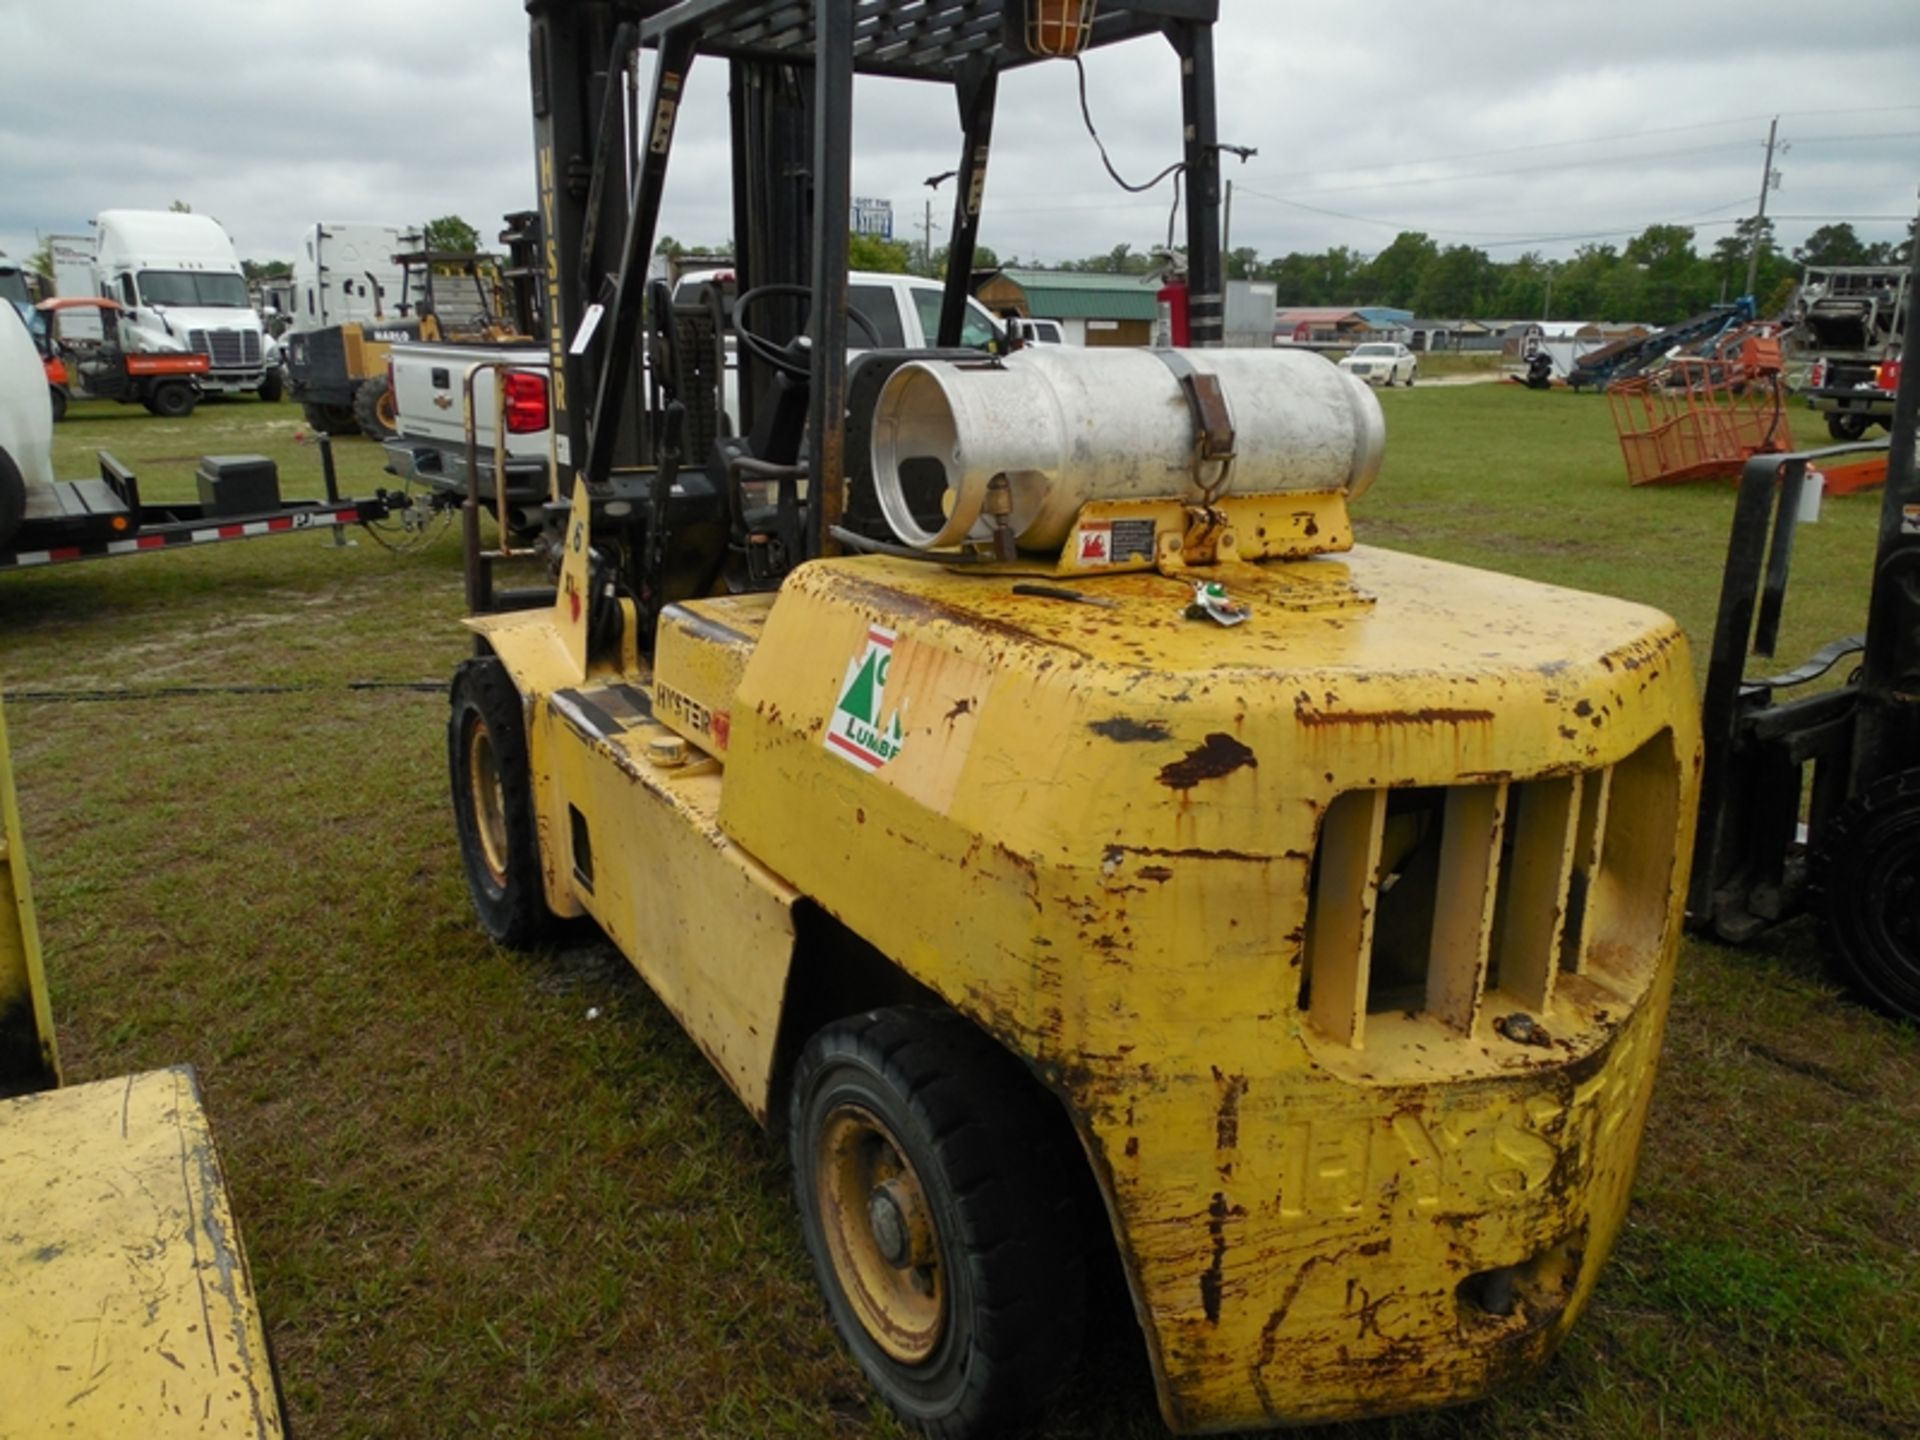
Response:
[869,346,1385,552]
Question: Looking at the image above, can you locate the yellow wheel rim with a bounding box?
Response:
[376,389,398,429]
[468,717,510,886]
[816,1103,946,1365]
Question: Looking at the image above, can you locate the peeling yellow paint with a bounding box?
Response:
[0,1066,284,1439]
[472,538,1698,1431]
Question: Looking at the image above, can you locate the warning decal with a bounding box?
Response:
[1110,518,1157,562]
[1075,518,1155,566]
[1077,522,1113,566]
[824,627,906,771]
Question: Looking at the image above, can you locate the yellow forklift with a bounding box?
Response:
[445,3,1701,1434]
[0,693,286,1437]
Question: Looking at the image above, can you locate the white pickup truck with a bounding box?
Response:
[381,269,1003,537]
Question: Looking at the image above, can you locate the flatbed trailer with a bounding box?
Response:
[1,449,408,573]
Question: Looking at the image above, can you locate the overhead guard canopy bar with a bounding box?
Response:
[627,0,1216,80]
[531,0,1226,555]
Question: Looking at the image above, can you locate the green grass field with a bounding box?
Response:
[3,389,1914,1439]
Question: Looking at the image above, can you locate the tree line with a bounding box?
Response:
[1043,221,1912,326]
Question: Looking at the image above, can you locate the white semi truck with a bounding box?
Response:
[288,221,418,334]
[71,211,279,401]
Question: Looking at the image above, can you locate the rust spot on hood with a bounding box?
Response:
[1200,1191,1244,1325]
[1297,705,1496,728]
[1213,1067,1250,1151]
[1159,733,1257,790]
[1090,716,1172,744]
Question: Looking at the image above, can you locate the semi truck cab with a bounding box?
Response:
[91,210,273,397]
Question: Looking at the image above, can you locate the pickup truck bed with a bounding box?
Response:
[381,341,551,528]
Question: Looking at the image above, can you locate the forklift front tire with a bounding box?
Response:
[788,1007,1086,1440]
[48,386,68,423]
[1814,768,1920,1023]
[449,657,557,947]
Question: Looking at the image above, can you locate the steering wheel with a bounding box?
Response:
[733,283,885,379]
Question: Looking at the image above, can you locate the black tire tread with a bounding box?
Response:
[448,656,558,948]
[789,1006,1087,1440]
[148,381,195,419]
[0,447,25,553]
[1811,766,1920,1022]
[353,374,397,441]
[301,401,360,437]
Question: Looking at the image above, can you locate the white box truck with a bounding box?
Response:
[89,210,278,399]
[48,236,102,344]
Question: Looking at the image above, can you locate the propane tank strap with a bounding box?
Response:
[1152,348,1236,501]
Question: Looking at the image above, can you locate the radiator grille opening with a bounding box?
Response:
[1299,732,1677,1050]
[1366,788,1447,1015]
[1583,731,1680,991]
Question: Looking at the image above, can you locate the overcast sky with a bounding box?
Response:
[2,1,1916,273]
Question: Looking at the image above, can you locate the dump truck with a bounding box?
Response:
[442,4,1701,1436]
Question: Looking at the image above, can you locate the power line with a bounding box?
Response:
[1787,131,1920,145]
[982,109,1918,208]
[1231,185,1752,240]
[1238,140,1764,202]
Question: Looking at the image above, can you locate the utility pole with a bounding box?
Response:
[1222,178,1233,278]
[1743,116,1782,300]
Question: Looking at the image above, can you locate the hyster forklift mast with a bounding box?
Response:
[1692,230,1920,1020]
[455,3,1702,1435]
[525,0,1225,610]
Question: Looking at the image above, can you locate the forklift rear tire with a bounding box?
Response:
[788,1007,1086,1440]
[301,401,360,437]
[0,448,25,552]
[146,382,196,419]
[1825,412,1870,442]
[48,386,67,423]
[354,375,399,441]
[1813,769,1920,1022]
[449,656,557,947]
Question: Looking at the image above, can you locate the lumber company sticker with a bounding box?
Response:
[824,626,906,771]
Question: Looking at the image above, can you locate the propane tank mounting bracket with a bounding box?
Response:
[1153,348,1237,503]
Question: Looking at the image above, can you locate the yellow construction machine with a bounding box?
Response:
[0,694,286,1438]
[445,3,1701,1434]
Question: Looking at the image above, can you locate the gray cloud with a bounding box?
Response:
[2,0,1915,271]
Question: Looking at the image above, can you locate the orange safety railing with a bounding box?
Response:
[1607,331,1796,486]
